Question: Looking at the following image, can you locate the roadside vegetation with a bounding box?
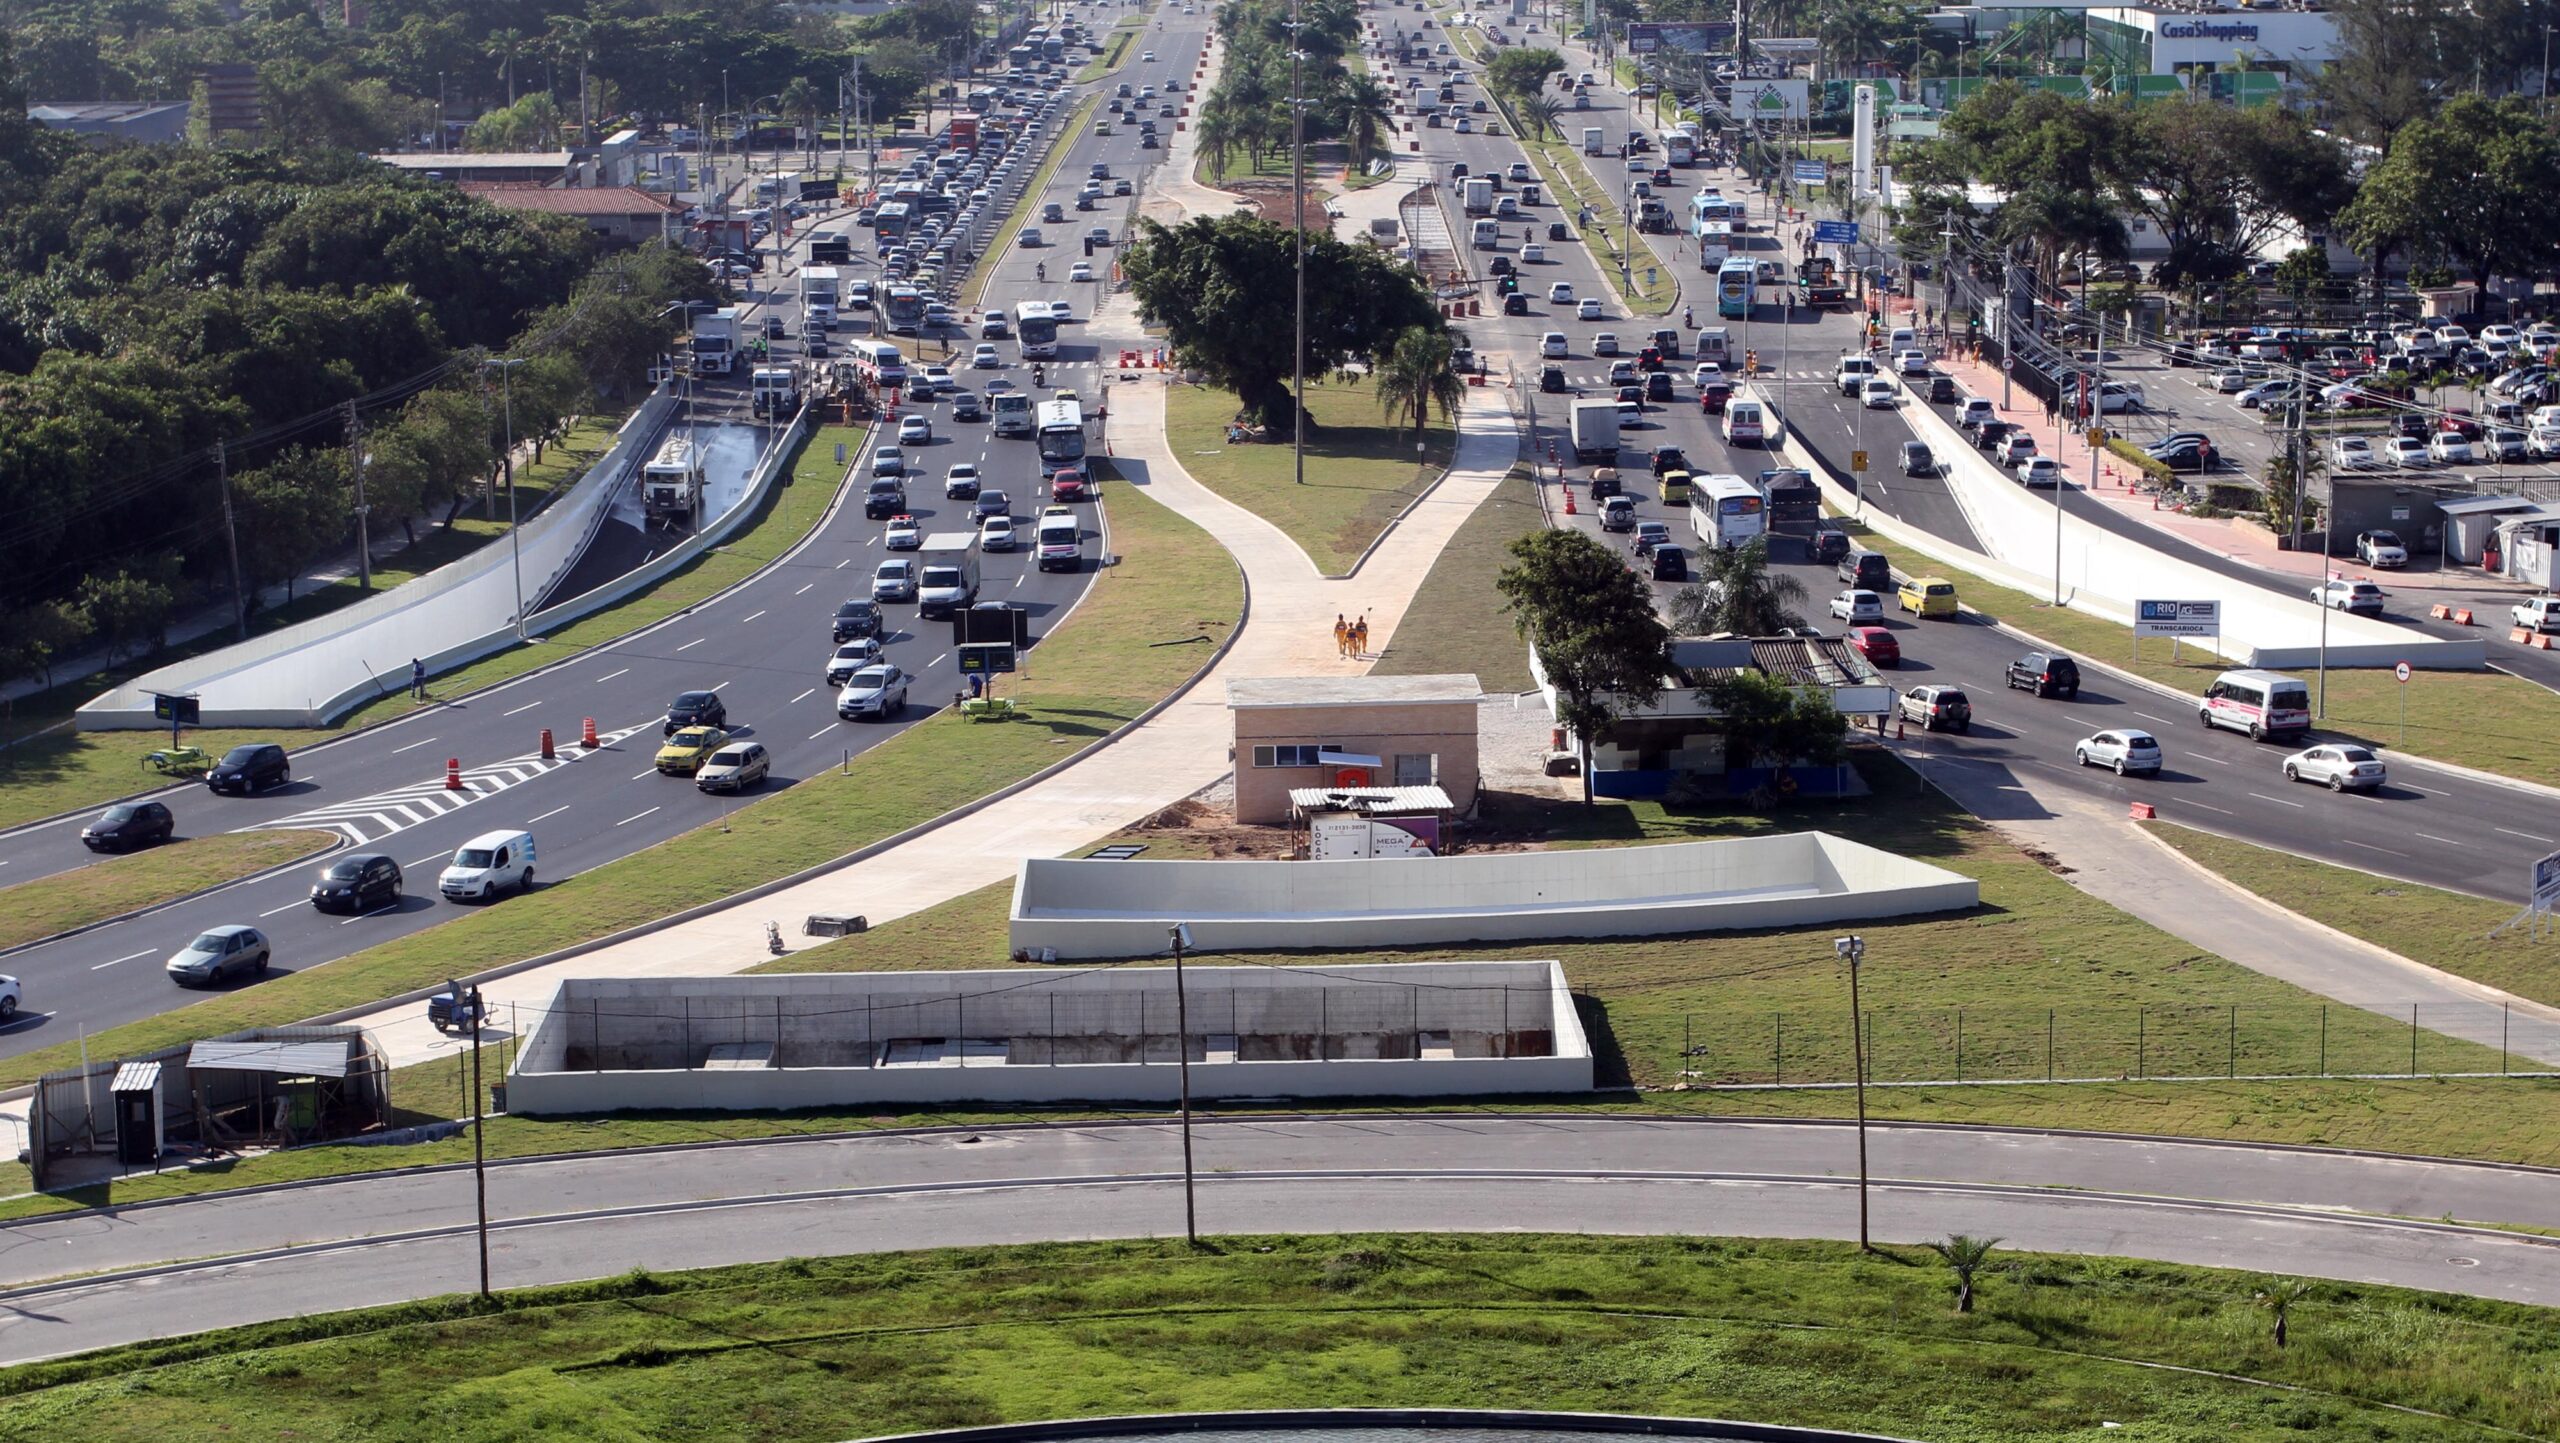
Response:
[3,1235,2550,1442]
[1368,467,1544,690]
[0,831,335,954]
[1164,381,1450,574]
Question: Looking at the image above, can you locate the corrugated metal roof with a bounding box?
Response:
[187,1039,359,1079]
[2438,496,2543,516]
[1288,785,1455,814]
[111,1061,161,1094]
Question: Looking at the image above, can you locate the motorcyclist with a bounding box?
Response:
[1683,305,1694,329]
[1036,261,1047,282]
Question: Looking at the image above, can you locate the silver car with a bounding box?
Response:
[836,664,911,721]
[167,925,269,986]
[825,638,885,685]
[2074,729,2162,776]
[872,559,917,603]
[2283,743,2386,792]
[695,742,772,793]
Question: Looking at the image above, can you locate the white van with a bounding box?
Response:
[1694,327,1731,363]
[1470,218,1501,250]
[2198,669,2312,742]
[1725,399,1768,447]
[440,829,536,901]
[1889,326,1916,352]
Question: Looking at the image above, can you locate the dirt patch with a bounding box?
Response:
[1116,799,1296,858]
[1224,178,1337,232]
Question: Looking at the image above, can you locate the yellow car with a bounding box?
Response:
[1898,577,1959,618]
[654,725,731,775]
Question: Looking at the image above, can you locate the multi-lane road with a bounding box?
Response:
[0,6,1221,1057]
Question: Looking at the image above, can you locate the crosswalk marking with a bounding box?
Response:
[245,721,657,847]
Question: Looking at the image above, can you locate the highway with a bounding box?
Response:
[4,1115,2557,1363]
[0,7,1220,1058]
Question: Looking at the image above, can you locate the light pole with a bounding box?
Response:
[483,357,530,637]
[1167,922,1201,1246]
[1289,1,1310,486]
[1835,934,1872,1253]
[468,989,492,1299]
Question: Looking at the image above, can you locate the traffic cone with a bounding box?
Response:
[1564,484,1578,515]
[540,727,555,760]
[446,758,463,791]
[581,716,600,748]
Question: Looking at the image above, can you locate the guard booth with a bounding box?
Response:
[112,1060,164,1166]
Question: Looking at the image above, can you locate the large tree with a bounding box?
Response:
[1125,213,1444,431]
[1694,669,1848,775]
[1496,529,1669,805]
[2115,99,2351,290]
[1485,47,1564,103]
[1670,536,1809,635]
[2338,94,2560,291]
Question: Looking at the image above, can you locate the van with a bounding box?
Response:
[1695,327,1730,363]
[859,341,907,389]
[2199,668,2313,742]
[1471,218,1501,250]
[1897,577,1958,618]
[1036,510,1082,571]
[1889,326,1916,352]
[991,391,1033,436]
[1838,549,1892,592]
[439,829,536,902]
[1725,399,1767,446]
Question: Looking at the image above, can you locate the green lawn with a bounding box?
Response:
[0,418,618,830]
[1165,382,1451,575]
[0,830,335,953]
[1367,465,1543,691]
[6,1236,2553,1442]
[0,453,1235,1101]
[1826,510,2560,788]
[1074,21,1141,84]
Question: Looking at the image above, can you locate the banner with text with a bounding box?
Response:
[2135,599,2221,638]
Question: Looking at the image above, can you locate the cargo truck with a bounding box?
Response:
[1582,127,1605,156]
[692,306,742,375]
[801,266,841,330]
[640,435,706,524]
[1569,398,1621,463]
[1461,176,1494,215]
[915,533,981,619]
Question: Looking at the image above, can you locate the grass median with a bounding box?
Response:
[7,1234,2553,1441]
[0,420,615,831]
[1166,381,1450,574]
[1368,464,1542,690]
[0,831,336,954]
[963,92,1102,312]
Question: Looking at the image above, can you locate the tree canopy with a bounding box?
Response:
[1495,529,1669,805]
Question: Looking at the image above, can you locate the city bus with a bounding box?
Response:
[874,201,912,244]
[1016,300,1060,360]
[1689,473,1765,549]
[1664,132,1695,166]
[1695,218,1732,267]
[882,283,926,335]
[1716,257,1756,319]
[1037,394,1088,477]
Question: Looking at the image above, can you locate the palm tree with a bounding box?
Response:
[1815,0,1890,75]
[1671,536,1809,634]
[1926,1234,2002,1314]
[1372,327,1465,440]
[1194,105,1240,181]
[2256,1278,2314,1348]
[1523,94,1565,142]
[543,13,597,140]
[487,27,528,107]
[1334,71,1394,167]
[780,77,823,172]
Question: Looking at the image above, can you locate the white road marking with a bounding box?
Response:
[2248,791,2306,808]
[258,901,303,918]
[2496,827,2557,844]
[2192,753,2230,766]
[501,701,543,717]
[2180,801,2233,815]
[2338,839,2405,856]
[810,724,835,739]
[631,767,659,780]
[2134,711,2170,724]
[390,737,439,755]
[527,805,572,824]
[741,610,767,624]
[615,807,662,827]
[930,652,948,666]
[596,667,630,683]
[94,950,154,970]
[342,902,400,925]
[2415,833,2461,846]
[409,851,447,866]
[791,688,817,704]
[794,583,815,595]
[675,637,706,652]
[837,559,851,569]
[710,680,732,692]
[866,536,880,546]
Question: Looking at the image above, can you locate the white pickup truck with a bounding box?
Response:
[2514,596,2560,632]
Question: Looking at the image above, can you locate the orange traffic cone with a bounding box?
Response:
[540,728,555,760]
[581,716,600,748]
[445,758,463,791]
[1563,484,1578,515]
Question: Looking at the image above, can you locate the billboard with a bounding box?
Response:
[2536,850,2560,908]
[1793,159,1830,185]
[1727,80,1811,122]
[2134,599,2221,638]
[1627,21,1735,53]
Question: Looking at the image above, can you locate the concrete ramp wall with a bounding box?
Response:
[1009,834,1978,958]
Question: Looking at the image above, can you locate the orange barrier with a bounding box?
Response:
[445,758,463,791]
[2129,802,2157,820]
[581,717,600,748]
[2431,603,2452,619]
[2454,608,2475,626]
[540,728,555,760]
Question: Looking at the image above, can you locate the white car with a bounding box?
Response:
[1540,331,1569,358]
[2355,529,2408,568]
[918,365,954,395]
[835,664,910,721]
[824,637,885,685]
[1141,49,1156,60]
[1690,361,1724,387]
[2427,432,2474,465]
[2211,368,2254,393]
[1830,589,1884,623]
[1593,332,1621,356]
[2531,423,2560,459]
[884,514,922,549]
[1521,243,1546,263]
[2328,436,2379,471]
[1608,360,1638,386]
[2017,457,2064,487]
[981,514,1018,551]
[0,971,17,1020]
[2313,578,2386,616]
[871,558,917,602]
[1047,297,1073,321]
[972,343,1003,368]
[1070,261,1095,282]
[945,462,982,498]
[1548,281,1575,304]
[2384,436,2430,468]
[2283,743,2386,792]
[1861,378,1897,409]
[1577,298,1604,321]
[2075,729,2162,776]
[898,415,933,445]
[1894,349,1929,376]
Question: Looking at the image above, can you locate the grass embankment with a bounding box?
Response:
[1166,382,1450,574]
[0,419,615,830]
[0,831,336,954]
[1368,465,1543,690]
[6,1236,2553,1442]
[1824,509,2560,787]
[0,471,1236,1103]
[1074,17,1144,84]
[963,93,1102,311]
[2148,821,2555,1005]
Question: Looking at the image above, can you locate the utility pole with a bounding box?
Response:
[470,995,492,1300]
[484,358,530,636]
[1837,935,1871,1252]
[1291,0,1309,485]
[342,400,373,591]
[1168,923,1200,1246]
[215,439,247,641]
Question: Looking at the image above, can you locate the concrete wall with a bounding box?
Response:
[1233,698,1480,823]
[1008,834,1977,957]
[507,960,1592,1114]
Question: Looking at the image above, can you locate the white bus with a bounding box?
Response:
[1696,219,1733,267]
[1036,394,1088,477]
[1688,473,1765,549]
[1664,132,1695,166]
[1016,300,1060,360]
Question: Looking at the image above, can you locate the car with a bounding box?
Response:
[1608,359,1639,387]
[1808,525,1852,564]
[82,800,174,852]
[166,924,268,987]
[1633,520,1673,557]
[1504,293,1531,315]
[2284,743,2386,792]
[2313,578,2386,616]
[1539,365,1568,393]
[1593,332,1620,356]
[696,742,772,794]
[1045,297,1073,321]
[763,313,788,340]
[974,488,1012,521]
[2148,438,2216,472]
[1927,374,1959,405]
[1899,441,1935,476]
[2017,456,2064,487]
[871,447,907,481]
[872,558,918,602]
[982,514,1018,551]
[884,514,922,550]
[305,853,403,915]
[1834,356,1878,395]
[0,972,16,1021]
[2355,529,2409,568]
[1019,227,1045,248]
[1898,577,1958,618]
[1958,397,1997,432]
[1050,468,1094,503]
[2329,436,2380,471]
[1539,331,1569,359]
[945,464,983,500]
[1847,625,1899,667]
[2239,379,2298,410]
[898,415,934,445]
[655,724,731,775]
[2383,436,2431,468]
[833,598,883,641]
[917,365,954,396]
[836,664,910,721]
[1645,371,1673,402]
[972,343,1003,369]
[2427,432,2474,465]
[1548,282,1575,304]
[1995,433,2039,465]
[2487,426,2531,462]
[1070,261,1095,283]
[1830,589,1883,623]
[1861,378,1897,409]
[950,390,985,421]
[1141,48,1156,60]
[2076,729,2162,776]
[2211,367,2255,393]
[204,743,289,795]
[1894,349,1929,376]
[1895,685,1972,733]
[1577,298,1604,321]
[825,638,885,686]
[2006,651,2081,699]
[1521,243,1546,263]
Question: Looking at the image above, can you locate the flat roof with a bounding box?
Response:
[373,151,572,169]
[1227,674,1484,709]
[2438,496,2544,516]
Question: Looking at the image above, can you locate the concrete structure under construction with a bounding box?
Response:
[504,960,1591,1114]
[1008,834,1978,959]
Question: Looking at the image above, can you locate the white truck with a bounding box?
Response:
[991,391,1034,437]
[640,435,706,524]
[692,306,742,375]
[1461,176,1494,215]
[750,365,801,417]
[915,533,981,619]
[800,266,841,330]
[1569,397,1621,463]
[1582,127,1605,156]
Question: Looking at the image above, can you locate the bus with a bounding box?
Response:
[1016,300,1060,360]
[1036,394,1088,477]
[1008,43,1035,69]
[1696,218,1732,267]
[1664,132,1695,167]
[1689,474,1765,549]
[883,283,926,335]
[874,201,912,244]
[1040,34,1066,62]
[1716,257,1756,319]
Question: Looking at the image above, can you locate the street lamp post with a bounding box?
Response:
[1836,934,1872,1252]
[1290,0,1309,487]
[1167,922,1201,1246]
[483,357,530,637]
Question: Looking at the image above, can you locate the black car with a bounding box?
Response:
[865,479,907,518]
[1651,544,1688,581]
[1539,365,1568,393]
[204,743,289,795]
[1927,374,1959,404]
[82,800,174,852]
[1650,447,1688,476]
[973,489,1012,521]
[1974,420,2014,454]
[1548,221,1570,242]
[2149,439,2215,473]
[833,599,883,642]
[2005,651,2082,699]
[1645,371,1674,402]
[310,853,402,913]
[1504,293,1530,316]
[665,689,727,737]
[763,314,788,339]
[1807,525,1851,564]
[1588,472,1623,500]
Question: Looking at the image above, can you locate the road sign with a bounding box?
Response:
[957,642,1018,675]
[1793,160,1829,185]
[1812,219,1860,246]
[2395,660,2413,683]
[1849,450,1868,472]
[2536,851,2560,909]
[2134,599,2220,639]
[151,693,201,726]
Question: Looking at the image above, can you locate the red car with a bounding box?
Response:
[1848,625,1899,667]
[1050,467,1093,502]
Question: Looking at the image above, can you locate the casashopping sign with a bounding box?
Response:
[2157,20,2260,41]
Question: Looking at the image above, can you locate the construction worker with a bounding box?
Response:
[1334,614,1350,658]
[1743,348,1758,378]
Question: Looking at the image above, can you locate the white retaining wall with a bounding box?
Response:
[1007,834,1978,957]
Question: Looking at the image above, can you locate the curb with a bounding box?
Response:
[0,831,344,963]
[1325,388,1508,582]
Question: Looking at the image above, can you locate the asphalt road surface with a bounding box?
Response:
[4,1116,2556,1364]
[0,6,1224,1056]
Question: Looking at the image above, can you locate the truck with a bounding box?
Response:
[947,115,980,150]
[915,533,981,619]
[1799,256,1850,310]
[1582,127,1605,156]
[750,365,801,417]
[692,306,742,375]
[801,266,841,330]
[1461,176,1494,215]
[640,435,706,524]
[1569,398,1621,463]
[991,391,1034,437]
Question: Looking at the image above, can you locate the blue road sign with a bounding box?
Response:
[1812,219,1861,245]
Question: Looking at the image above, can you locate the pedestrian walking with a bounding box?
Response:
[410,657,427,701]
[1334,614,1350,658]
[1353,615,1371,658]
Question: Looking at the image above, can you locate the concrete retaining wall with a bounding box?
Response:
[1007,834,1977,958]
